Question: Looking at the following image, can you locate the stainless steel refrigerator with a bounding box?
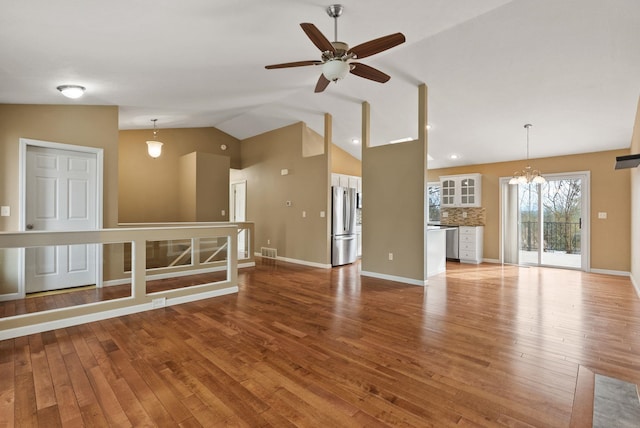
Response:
[331,186,357,266]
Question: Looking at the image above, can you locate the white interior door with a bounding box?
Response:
[230,181,247,257]
[25,145,99,292]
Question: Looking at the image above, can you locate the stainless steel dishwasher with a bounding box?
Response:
[445,226,459,261]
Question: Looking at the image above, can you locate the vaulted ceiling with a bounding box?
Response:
[1,0,639,167]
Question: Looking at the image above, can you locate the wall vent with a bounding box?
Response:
[260,247,277,259]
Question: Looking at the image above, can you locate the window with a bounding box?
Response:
[428,182,441,223]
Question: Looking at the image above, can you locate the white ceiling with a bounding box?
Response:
[1,0,639,168]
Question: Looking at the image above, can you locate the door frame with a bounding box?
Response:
[499,171,590,271]
[18,138,104,297]
[229,180,247,222]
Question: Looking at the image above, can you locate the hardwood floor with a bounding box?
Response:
[1,260,639,427]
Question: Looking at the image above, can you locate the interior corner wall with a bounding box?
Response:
[428,149,631,272]
[630,96,640,294]
[233,122,330,265]
[118,127,239,223]
[331,144,362,176]
[362,140,427,282]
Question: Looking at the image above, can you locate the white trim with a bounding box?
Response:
[631,273,639,299]
[0,292,23,302]
[360,270,428,286]
[254,253,332,269]
[590,269,630,277]
[18,138,105,295]
[102,261,255,288]
[0,286,238,341]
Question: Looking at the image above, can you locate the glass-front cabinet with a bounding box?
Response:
[441,179,456,207]
[439,174,482,207]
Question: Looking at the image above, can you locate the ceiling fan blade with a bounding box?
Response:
[265,60,322,69]
[300,23,336,53]
[314,74,331,93]
[349,62,390,83]
[348,33,406,59]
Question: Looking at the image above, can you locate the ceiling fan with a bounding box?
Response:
[265,4,406,93]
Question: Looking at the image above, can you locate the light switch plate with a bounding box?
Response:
[598,212,607,219]
[0,206,9,216]
[320,211,325,218]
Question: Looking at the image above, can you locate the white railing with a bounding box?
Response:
[0,225,240,340]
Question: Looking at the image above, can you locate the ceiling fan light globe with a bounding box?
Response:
[322,60,349,82]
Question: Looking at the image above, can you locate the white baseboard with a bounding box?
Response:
[360,270,427,286]
[0,286,238,341]
[590,269,630,277]
[254,253,331,269]
[630,273,639,299]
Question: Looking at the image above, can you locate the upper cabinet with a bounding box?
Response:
[332,173,361,192]
[439,173,482,207]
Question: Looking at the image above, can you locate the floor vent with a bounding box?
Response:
[261,247,277,259]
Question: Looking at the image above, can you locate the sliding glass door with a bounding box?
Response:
[502,172,589,270]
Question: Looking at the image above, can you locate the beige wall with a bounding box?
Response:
[630,97,640,293]
[331,144,362,176]
[119,127,239,223]
[362,140,428,281]
[0,104,120,231]
[0,104,120,292]
[429,149,631,272]
[231,122,330,264]
[178,152,230,222]
[232,122,330,265]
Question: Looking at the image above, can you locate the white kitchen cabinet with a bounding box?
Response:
[459,226,483,264]
[331,173,361,191]
[439,174,482,207]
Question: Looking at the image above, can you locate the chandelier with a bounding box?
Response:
[509,124,545,185]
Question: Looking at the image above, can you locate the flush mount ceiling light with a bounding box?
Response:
[509,124,546,185]
[56,85,85,99]
[146,119,163,159]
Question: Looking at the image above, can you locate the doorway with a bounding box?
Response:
[20,139,104,294]
[502,172,590,270]
[230,180,247,258]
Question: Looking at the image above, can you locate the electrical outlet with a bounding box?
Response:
[302,211,306,218]
[388,252,394,261]
[152,297,166,308]
[320,211,325,218]
[285,200,292,207]
[598,212,607,219]
[442,212,449,218]
[267,239,271,245]
[462,212,468,218]
[221,209,226,216]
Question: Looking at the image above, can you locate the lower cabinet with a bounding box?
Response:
[459,226,483,264]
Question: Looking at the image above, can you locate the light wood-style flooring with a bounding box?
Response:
[1,260,639,427]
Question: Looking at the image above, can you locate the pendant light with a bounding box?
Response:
[146,119,163,158]
[509,124,545,185]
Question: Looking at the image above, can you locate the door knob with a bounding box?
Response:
[26,224,34,230]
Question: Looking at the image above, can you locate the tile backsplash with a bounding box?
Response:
[441,207,486,226]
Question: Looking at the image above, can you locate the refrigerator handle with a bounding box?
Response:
[343,189,348,233]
